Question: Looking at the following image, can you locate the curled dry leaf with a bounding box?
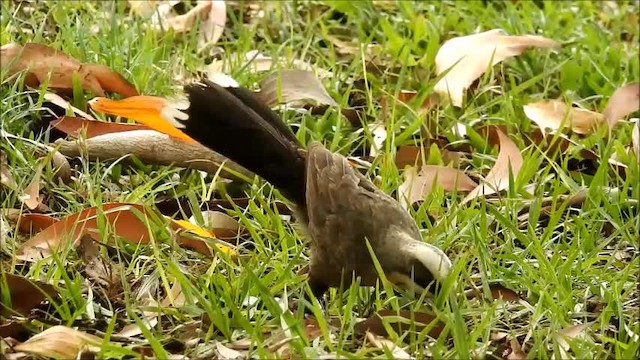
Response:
[0,150,18,192]
[603,82,640,125]
[355,309,445,339]
[398,165,477,208]
[365,331,411,359]
[0,273,58,317]
[198,1,227,47]
[554,322,594,359]
[0,43,138,97]
[465,283,521,302]
[369,123,388,157]
[215,341,245,360]
[9,212,59,234]
[53,130,253,179]
[395,90,439,113]
[51,116,152,139]
[434,29,560,107]
[256,70,338,108]
[18,162,46,211]
[16,203,235,261]
[77,235,121,294]
[462,128,523,204]
[14,325,102,358]
[523,100,605,135]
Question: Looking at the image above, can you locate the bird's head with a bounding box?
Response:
[385,229,452,293]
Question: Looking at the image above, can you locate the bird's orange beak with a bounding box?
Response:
[89,96,196,143]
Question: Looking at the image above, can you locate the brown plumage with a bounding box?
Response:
[90,75,452,298]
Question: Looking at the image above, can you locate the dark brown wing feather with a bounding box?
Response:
[182,81,306,205]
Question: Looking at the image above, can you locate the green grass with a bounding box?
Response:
[1,1,639,359]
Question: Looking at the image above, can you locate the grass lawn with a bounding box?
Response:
[1,1,638,359]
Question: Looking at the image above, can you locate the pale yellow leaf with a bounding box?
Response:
[462,129,523,203]
[603,82,640,126]
[399,165,477,208]
[198,0,227,47]
[14,326,102,358]
[256,70,337,107]
[523,100,604,135]
[435,29,559,107]
[365,331,411,359]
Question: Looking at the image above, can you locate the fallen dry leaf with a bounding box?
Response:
[256,70,338,107]
[14,325,102,358]
[395,90,439,113]
[355,309,445,339]
[398,165,477,208]
[43,92,95,120]
[1,43,138,97]
[0,150,18,192]
[434,29,559,107]
[198,1,227,47]
[215,341,245,360]
[369,123,388,157]
[365,331,411,359]
[77,235,121,294]
[189,210,243,241]
[9,212,59,234]
[206,50,332,78]
[18,162,45,211]
[462,128,523,204]
[465,283,521,302]
[554,322,594,359]
[603,82,640,125]
[507,338,528,360]
[51,116,153,139]
[16,203,233,261]
[523,100,605,135]
[0,273,58,317]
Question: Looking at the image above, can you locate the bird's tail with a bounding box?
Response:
[89,75,307,205]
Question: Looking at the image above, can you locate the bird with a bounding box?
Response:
[89,73,452,299]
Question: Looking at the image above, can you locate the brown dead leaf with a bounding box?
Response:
[355,309,445,339]
[19,163,46,211]
[256,70,338,107]
[603,82,640,125]
[77,235,121,294]
[16,203,227,261]
[51,116,153,139]
[11,212,59,234]
[462,128,523,204]
[554,322,594,359]
[395,145,465,168]
[523,100,605,135]
[215,341,245,360]
[0,273,58,317]
[395,90,439,112]
[0,150,18,192]
[14,325,102,358]
[398,165,477,208]
[198,1,227,47]
[465,283,521,302]
[434,29,560,107]
[365,331,411,359]
[1,43,138,97]
[507,338,528,360]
